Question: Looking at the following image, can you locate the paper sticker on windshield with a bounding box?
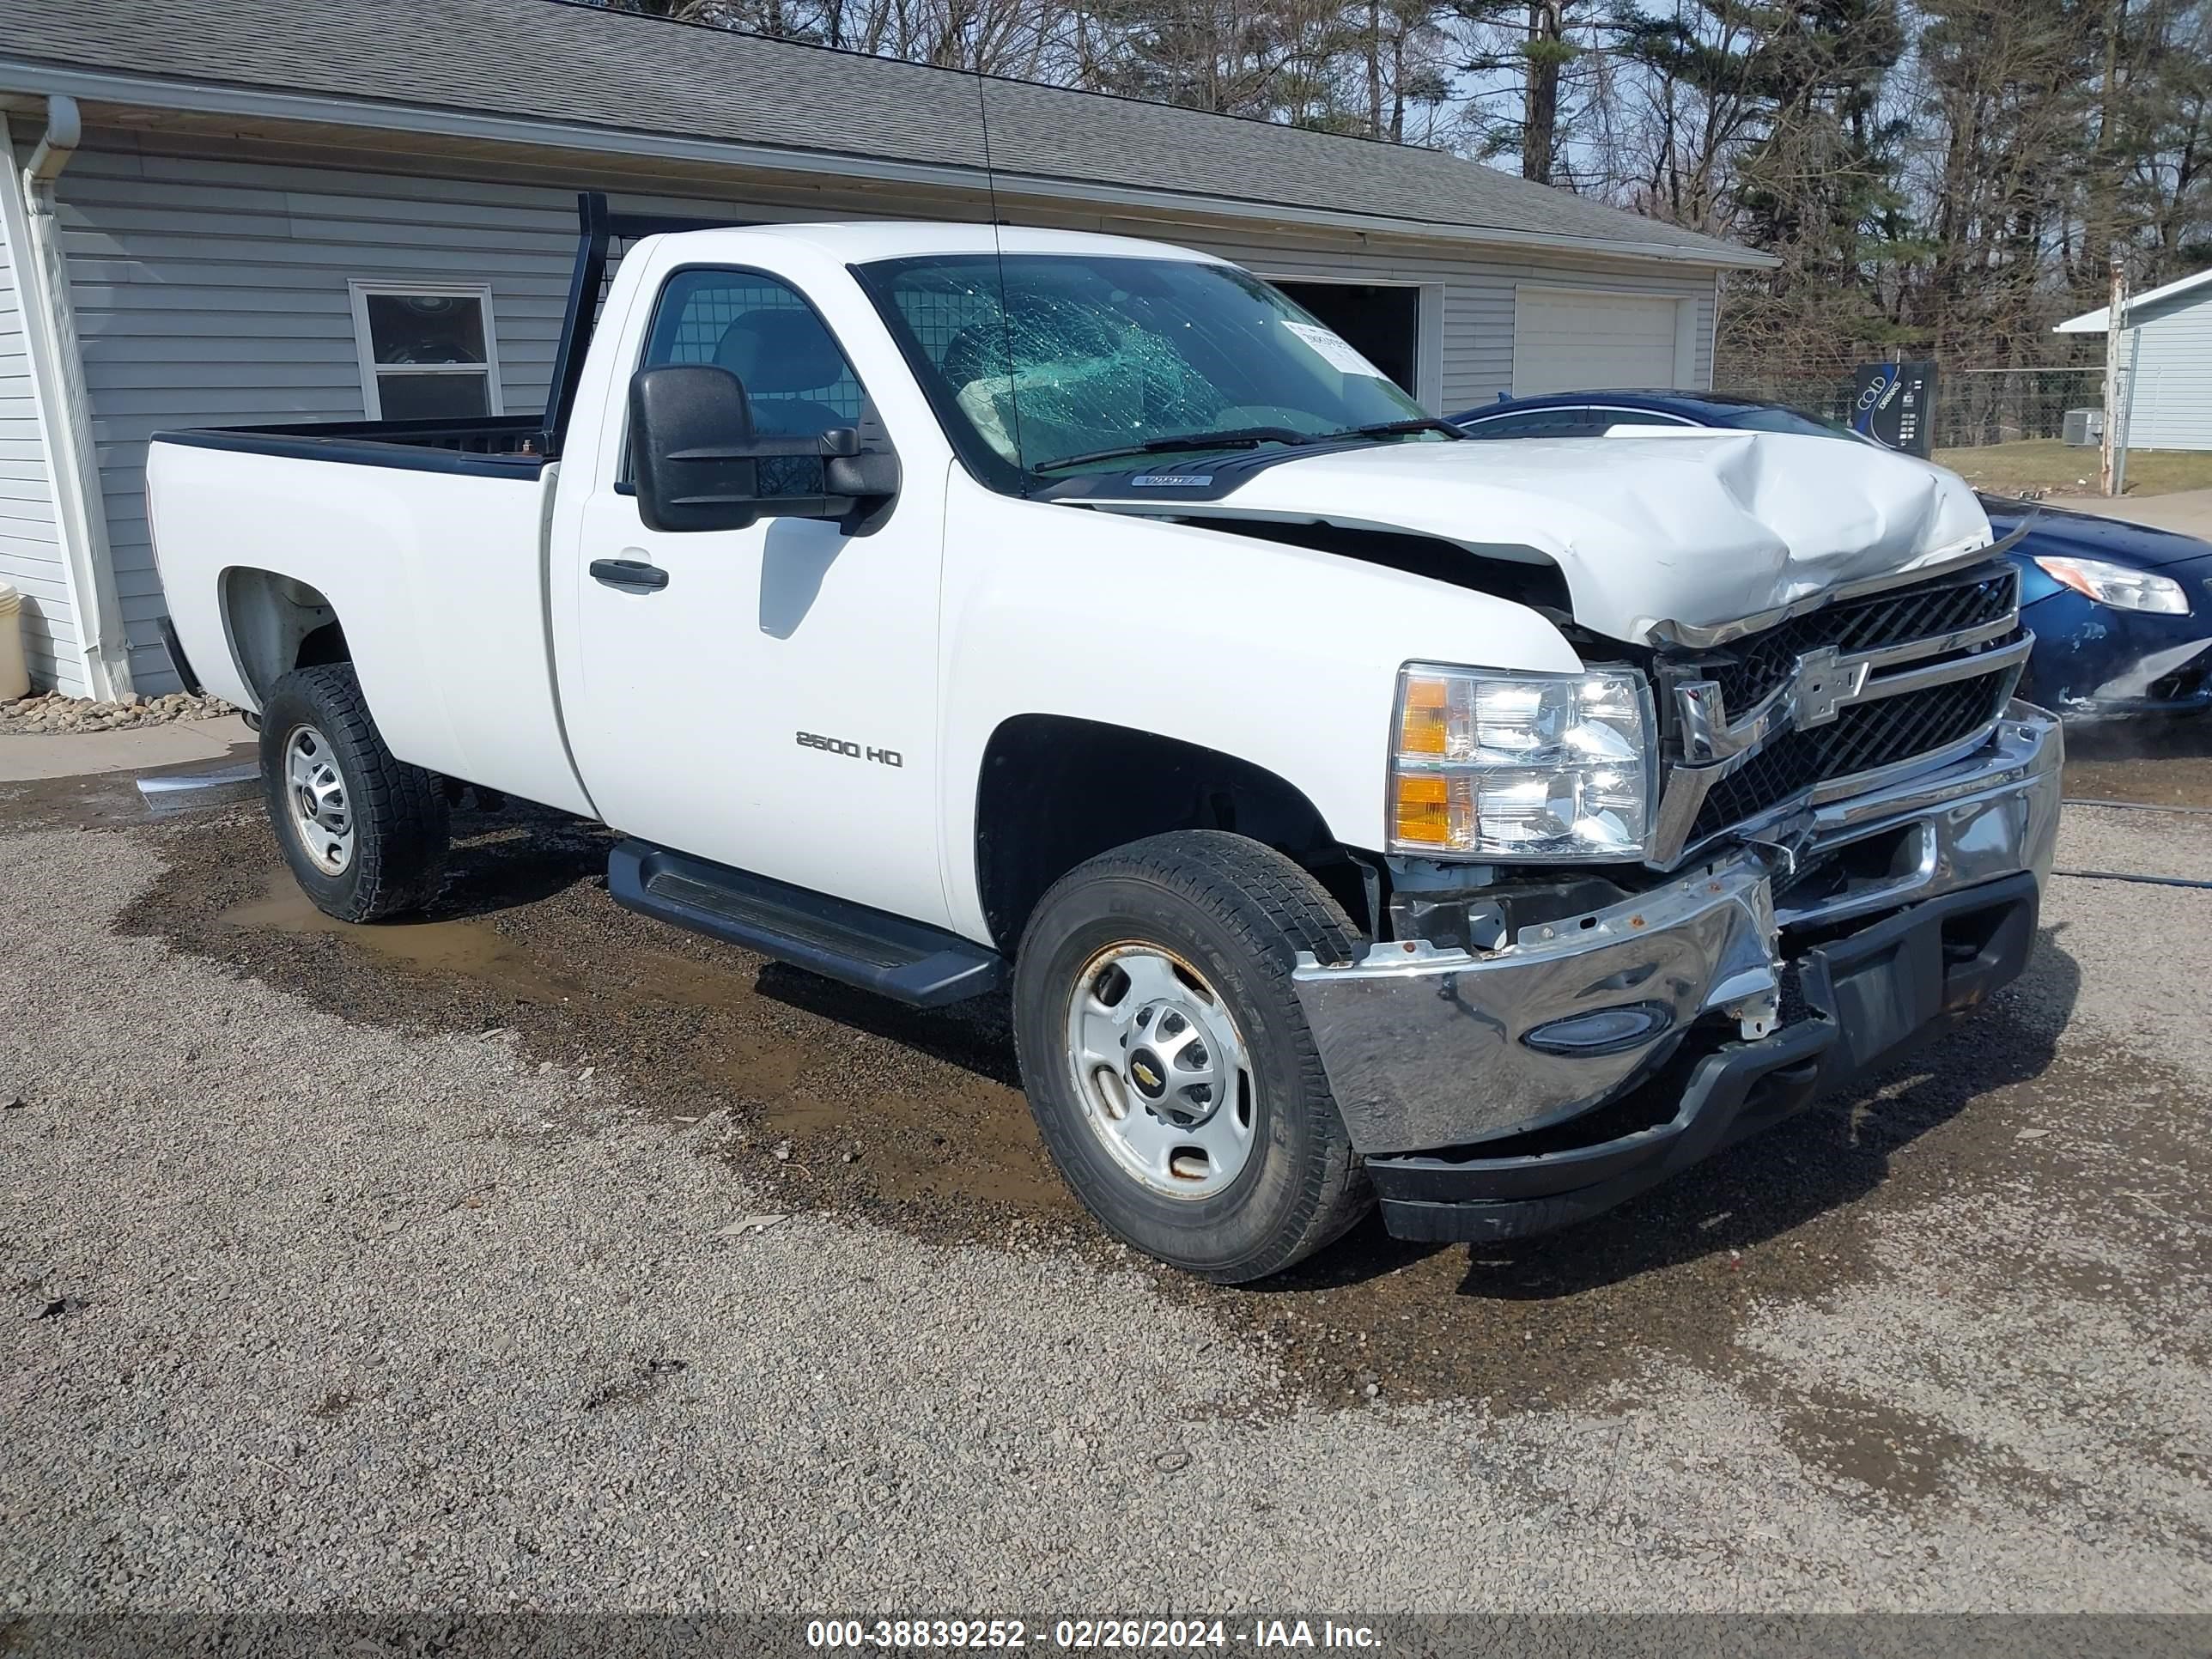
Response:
[1283,320,1387,378]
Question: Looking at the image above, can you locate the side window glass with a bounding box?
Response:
[1462,409,1589,438]
[350,283,501,421]
[638,268,866,494]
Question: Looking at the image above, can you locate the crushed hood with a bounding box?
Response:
[1084,430,1995,643]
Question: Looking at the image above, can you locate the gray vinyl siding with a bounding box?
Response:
[55,136,1726,694]
[2121,295,2212,451]
[59,148,585,692]
[0,163,82,696]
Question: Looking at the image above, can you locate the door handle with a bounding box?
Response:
[590,557,670,593]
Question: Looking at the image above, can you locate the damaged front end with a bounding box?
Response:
[2018,545,2212,721]
[1292,550,2063,1243]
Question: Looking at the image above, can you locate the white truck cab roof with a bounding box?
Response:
[640,220,1234,266]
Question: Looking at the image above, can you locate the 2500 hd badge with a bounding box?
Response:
[797,730,904,767]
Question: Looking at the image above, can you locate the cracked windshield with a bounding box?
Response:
[865,253,1446,477]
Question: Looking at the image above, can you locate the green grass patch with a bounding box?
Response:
[1934,439,2212,498]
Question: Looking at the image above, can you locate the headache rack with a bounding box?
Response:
[1647,543,2031,866]
[154,196,754,474]
[540,191,761,459]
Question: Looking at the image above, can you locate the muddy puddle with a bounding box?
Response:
[2063,720,2212,807]
[192,817,1066,1228]
[223,869,564,986]
[0,739,260,833]
[107,796,2212,1467]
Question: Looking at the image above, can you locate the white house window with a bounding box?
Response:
[349,282,504,421]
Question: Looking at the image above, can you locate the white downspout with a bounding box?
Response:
[17,96,131,700]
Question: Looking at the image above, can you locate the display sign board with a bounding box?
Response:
[1850,362,1936,457]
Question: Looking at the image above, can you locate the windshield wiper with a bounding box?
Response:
[1036,426,1316,473]
[1315,416,1466,442]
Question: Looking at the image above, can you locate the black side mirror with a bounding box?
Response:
[629,363,902,536]
[631,364,763,534]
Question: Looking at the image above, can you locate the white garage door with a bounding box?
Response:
[1512,289,1689,396]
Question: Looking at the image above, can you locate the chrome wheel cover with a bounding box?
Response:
[1065,943,1256,1200]
[283,723,355,876]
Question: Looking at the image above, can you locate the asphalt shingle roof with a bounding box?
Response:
[3,0,1756,264]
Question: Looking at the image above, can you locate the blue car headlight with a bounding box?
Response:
[2033,554,2191,615]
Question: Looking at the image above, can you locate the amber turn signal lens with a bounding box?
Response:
[1393,774,1452,845]
[1398,677,1449,755]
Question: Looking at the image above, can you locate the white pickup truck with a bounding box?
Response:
[149,198,2058,1281]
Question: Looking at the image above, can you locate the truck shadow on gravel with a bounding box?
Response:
[118,800,2104,1436]
[1273,925,2080,1303]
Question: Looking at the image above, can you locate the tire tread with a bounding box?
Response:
[1018,830,1370,1281]
[263,663,448,921]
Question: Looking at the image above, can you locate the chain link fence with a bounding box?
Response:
[1713,365,2112,453]
[1930,368,2109,451]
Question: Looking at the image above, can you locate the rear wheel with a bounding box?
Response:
[1012,830,1371,1283]
[259,663,449,922]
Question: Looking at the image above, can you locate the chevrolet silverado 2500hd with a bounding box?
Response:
[148,200,2058,1282]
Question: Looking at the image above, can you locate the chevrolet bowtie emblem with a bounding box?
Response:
[1677,644,1873,764]
[1793,645,1870,726]
[1131,1059,1161,1089]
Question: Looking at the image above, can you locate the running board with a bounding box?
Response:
[606,840,1005,1007]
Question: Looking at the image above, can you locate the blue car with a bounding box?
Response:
[1449,390,2212,721]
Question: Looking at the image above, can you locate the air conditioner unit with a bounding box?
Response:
[2063,407,2104,447]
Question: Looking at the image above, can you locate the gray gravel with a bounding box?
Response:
[2,807,2209,1614]
[0,691,234,737]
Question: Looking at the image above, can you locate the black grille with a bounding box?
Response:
[1707,566,2018,714]
[1689,667,2014,844]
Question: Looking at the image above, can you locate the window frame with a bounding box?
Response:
[1583,404,1699,431]
[635,263,869,403]
[617,261,875,493]
[1457,406,1594,438]
[348,279,505,422]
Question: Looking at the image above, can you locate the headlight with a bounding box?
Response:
[1389,664,1654,859]
[2033,554,2191,615]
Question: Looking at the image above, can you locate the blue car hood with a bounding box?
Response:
[1983,496,2212,572]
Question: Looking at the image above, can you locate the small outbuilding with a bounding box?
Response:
[2,0,1766,696]
[2058,266,2212,454]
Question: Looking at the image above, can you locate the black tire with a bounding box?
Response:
[259,662,449,922]
[1012,830,1372,1283]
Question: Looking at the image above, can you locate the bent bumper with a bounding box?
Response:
[1364,873,2039,1242]
[1291,705,2061,1242]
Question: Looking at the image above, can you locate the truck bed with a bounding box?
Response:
[146,427,590,817]
[154,413,551,478]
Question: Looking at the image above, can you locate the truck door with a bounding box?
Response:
[562,263,950,927]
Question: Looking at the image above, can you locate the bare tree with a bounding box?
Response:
[585,0,2212,386]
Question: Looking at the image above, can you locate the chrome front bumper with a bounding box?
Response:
[1293,704,2062,1158]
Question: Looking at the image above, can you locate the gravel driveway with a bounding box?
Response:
[2,757,2208,1623]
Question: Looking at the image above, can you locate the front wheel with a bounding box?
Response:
[259,662,450,922]
[1012,831,1372,1283]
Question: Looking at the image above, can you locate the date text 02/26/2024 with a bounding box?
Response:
[805,1619,1384,1650]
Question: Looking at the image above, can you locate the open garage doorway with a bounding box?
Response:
[1271,281,1424,401]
